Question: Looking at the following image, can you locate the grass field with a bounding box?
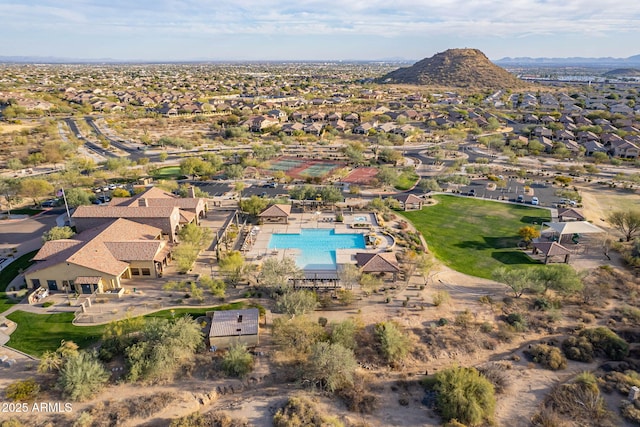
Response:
[400,195,550,279]
[6,302,265,356]
[0,250,38,292]
[0,292,16,314]
[149,166,184,179]
[394,170,420,191]
[6,311,106,357]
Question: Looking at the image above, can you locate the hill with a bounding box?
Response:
[603,68,640,77]
[379,48,526,90]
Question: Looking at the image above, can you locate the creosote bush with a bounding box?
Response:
[434,366,496,426]
[579,327,629,361]
[525,344,567,370]
[561,336,594,363]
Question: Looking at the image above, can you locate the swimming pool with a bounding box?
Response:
[268,229,366,270]
[353,215,368,222]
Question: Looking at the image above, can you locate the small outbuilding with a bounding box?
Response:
[208,308,260,350]
[258,204,291,224]
[355,252,401,281]
[557,208,586,222]
[393,194,424,211]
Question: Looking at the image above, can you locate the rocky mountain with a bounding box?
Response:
[379,48,526,90]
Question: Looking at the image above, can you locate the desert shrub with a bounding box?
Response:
[479,322,493,333]
[374,321,412,364]
[531,406,570,427]
[434,366,496,426]
[4,378,40,401]
[83,392,178,425]
[540,372,612,425]
[318,317,328,327]
[221,343,254,378]
[0,419,27,427]
[443,421,467,427]
[433,290,450,307]
[620,399,640,425]
[170,410,251,427]
[478,295,493,305]
[477,363,510,394]
[58,351,109,401]
[561,336,594,362]
[437,318,449,327]
[579,327,629,360]
[338,375,378,414]
[273,396,343,427]
[454,310,474,328]
[600,370,640,395]
[525,344,567,370]
[533,297,552,311]
[42,301,54,308]
[505,312,527,332]
[620,305,640,323]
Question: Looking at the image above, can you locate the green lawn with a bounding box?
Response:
[400,195,550,279]
[6,311,106,357]
[144,301,257,319]
[394,170,420,191]
[149,166,185,179]
[0,250,38,292]
[6,302,265,356]
[0,292,17,314]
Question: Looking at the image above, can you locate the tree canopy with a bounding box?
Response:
[607,210,640,242]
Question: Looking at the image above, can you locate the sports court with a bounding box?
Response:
[267,157,343,179]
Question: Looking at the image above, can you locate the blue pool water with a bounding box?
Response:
[268,229,366,270]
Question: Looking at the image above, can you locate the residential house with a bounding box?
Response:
[24,218,171,293]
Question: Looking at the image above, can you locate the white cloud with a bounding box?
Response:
[3,0,639,58]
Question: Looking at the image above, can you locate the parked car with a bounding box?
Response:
[516,195,525,203]
[41,199,58,208]
[531,197,539,205]
[467,189,476,197]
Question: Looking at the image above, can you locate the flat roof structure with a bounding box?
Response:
[209,308,259,339]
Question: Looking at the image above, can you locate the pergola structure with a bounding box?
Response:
[531,241,572,264]
[542,221,605,244]
[355,252,401,281]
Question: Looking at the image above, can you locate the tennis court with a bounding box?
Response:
[269,158,305,172]
[267,157,344,179]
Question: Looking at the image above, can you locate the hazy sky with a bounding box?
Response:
[3,0,640,61]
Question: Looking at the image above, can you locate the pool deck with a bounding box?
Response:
[244,212,391,268]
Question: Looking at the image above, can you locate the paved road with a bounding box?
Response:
[64,118,119,159]
[0,209,60,246]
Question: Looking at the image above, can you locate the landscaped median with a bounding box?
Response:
[399,195,550,279]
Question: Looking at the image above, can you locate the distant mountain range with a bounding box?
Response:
[495,55,640,67]
[0,56,118,64]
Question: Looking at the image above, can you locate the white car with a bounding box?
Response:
[531,197,539,205]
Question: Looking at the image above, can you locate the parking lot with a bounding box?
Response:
[456,178,573,207]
